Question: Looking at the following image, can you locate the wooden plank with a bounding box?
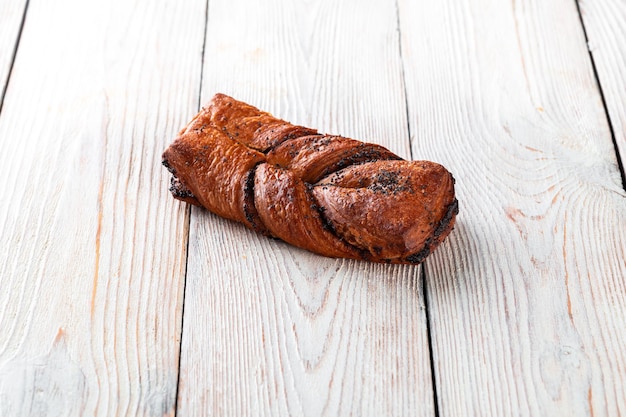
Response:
[0,0,28,100]
[579,0,626,176]
[175,0,436,415]
[398,0,626,415]
[0,0,205,414]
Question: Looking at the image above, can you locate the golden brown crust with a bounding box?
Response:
[267,135,401,183]
[254,164,364,259]
[190,93,318,152]
[312,161,456,261]
[162,127,265,227]
[162,93,458,264]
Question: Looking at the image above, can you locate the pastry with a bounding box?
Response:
[162,93,457,264]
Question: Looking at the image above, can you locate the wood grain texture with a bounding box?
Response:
[579,0,626,174]
[398,0,626,415]
[0,0,28,101]
[175,0,436,415]
[0,0,205,414]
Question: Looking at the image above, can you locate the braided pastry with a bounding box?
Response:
[162,94,458,264]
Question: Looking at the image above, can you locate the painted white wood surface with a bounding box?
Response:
[2,0,626,415]
[175,0,436,416]
[0,0,27,99]
[0,0,205,414]
[579,0,626,169]
[398,0,626,416]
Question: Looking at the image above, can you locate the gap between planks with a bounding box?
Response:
[0,0,30,115]
[394,0,414,162]
[394,0,442,412]
[173,0,211,414]
[422,264,441,417]
[573,0,626,191]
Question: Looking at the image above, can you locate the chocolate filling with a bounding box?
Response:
[243,163,269,235]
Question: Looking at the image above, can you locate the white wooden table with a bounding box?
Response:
[1,0,625,415]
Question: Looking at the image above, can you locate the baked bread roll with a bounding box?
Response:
[162,93,458,264]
